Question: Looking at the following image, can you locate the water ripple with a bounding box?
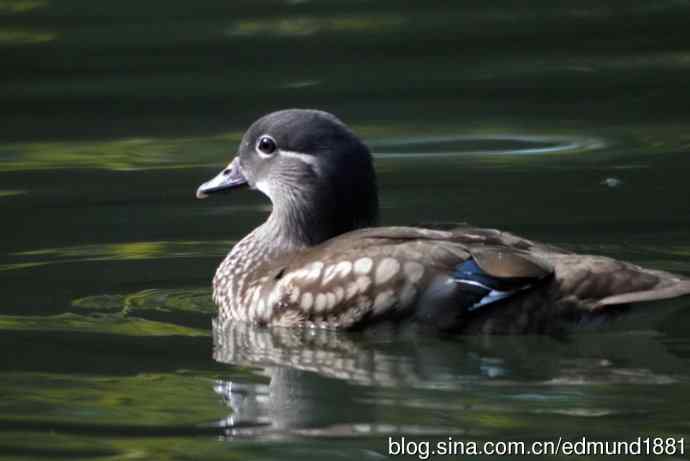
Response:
[370,134,606,159]
[72,287,214,317]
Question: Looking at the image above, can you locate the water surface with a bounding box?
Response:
[2,1,690,459]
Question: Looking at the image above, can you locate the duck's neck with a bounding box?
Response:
[221,197,341,289]
[256,203,334,252]
[215,191,378,320]
[214,206,328,319]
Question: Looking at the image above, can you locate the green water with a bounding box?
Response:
[2,1,690,459]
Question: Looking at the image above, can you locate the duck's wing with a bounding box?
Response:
[426,225,690,310]
[251,226,554,329]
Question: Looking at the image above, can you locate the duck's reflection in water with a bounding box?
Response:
[211,312,689,439]
[212,321,402,438]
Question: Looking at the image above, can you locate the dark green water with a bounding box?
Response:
[2,1,690,459]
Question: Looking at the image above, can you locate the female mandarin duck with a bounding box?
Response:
[197,109,690,334]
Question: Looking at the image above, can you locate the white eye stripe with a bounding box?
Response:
[279,149,320,168]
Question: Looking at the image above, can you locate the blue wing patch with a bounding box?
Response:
[452,258,534,312]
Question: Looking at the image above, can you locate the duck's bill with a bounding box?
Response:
[196,157,248,199]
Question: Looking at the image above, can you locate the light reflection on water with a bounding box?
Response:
[0,241,232,272]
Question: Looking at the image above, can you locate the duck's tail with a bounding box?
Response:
[594,274,690,308]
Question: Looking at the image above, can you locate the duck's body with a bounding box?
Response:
[212,224,688,334]
[198,109,690,334]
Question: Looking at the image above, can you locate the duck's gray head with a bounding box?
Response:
[197,109,379,246]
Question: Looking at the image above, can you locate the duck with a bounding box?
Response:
[197,109,690,334]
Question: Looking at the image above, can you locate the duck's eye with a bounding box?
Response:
[256,135,277,155]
